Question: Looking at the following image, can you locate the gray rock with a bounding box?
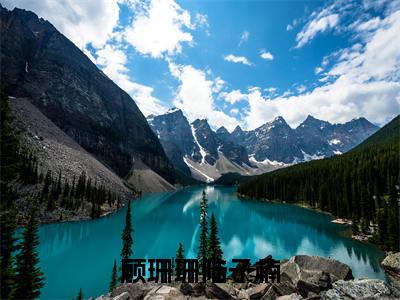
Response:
[261,282,297,300]
[382,252,400,292]
[111,282,149,300]
[297,280,321,297]
[180,282,194,295]
[324,279,392,300]
[382,252,400,272]
[281,255,353,285]
[193,282,206,297]
[112,292,130,300]
[144,285,186,300]
[205,282,235,299]
[247,283,271,299]
[276,293,302,300]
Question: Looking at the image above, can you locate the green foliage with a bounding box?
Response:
[238,115,400,251]
[176,242,185,261]
[0,91,21,183]
[121,201,133,260]
[0,207,17,299]
[77,288,83,300]
[109,259,118,292]
[198,190,209,267]
[208,213,223,261]
[175,242,185,275]
[14,209,45,299]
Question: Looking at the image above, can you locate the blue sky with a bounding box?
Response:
[3,0,400,130]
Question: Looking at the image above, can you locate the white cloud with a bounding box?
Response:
[224,54,252,66]
[2,0,120,49]
[96,44,167,116]
[168,62,239,131]
[260,50,274,60]
[315,67,324,74]
[230,108,239,116]
[220,90,248,104]
[239,30,249,46]
[242,8,400,129]
[296,14,339,48]
[286,24,293,31]
[124,0,194,58]
[296,85,307,93]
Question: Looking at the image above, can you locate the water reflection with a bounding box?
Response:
[38,186,385,299]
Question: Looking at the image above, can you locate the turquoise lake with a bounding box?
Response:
[37,186,386,299]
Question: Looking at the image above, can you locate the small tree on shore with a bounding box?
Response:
[121,201,133,260]
[208,213,223,262]
[14,209,44,299]
[109,259,118,292]
[198,190,209,268]
[77,288,83,300]
[175,242,185,274]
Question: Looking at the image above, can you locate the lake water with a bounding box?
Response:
[38,186,386,299]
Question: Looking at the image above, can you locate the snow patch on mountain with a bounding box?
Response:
[190,124,208,164]
[329,139,341,145]
[301,150,325,161]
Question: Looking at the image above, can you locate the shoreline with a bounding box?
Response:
[237,192,387,254]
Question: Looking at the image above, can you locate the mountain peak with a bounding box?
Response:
[165,107,183,115]
[271,116,288,125]
[298,115,331,130]
[232,125,243,133]
[216,126,229,134]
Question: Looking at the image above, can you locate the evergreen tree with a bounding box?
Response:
[208,213,223,261]
[77,288,83,300]
[121,201,133,259]
[14,209,45,299]
[198,190,209,268]
[0,91,21,183]
[42,169,52,199]
[175,242,185,274]
[0,207,17,299]
[109,259,118,292]
[176,242,185,260]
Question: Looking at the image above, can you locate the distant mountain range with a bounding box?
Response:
[148,109,379,182]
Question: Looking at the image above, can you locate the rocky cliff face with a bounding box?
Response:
[231,116,379,164]
[148,109,378,182]
[0,6,175,183]
[148,109,256,182]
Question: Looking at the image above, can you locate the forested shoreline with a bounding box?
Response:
[238,116,400,251]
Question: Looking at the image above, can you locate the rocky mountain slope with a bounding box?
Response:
[148,109,287,182]
[231,115,379,164]
[9,97,135,222]
[148,109,378,182]
[0,6,175,188]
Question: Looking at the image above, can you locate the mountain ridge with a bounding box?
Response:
[147,108,379,182]
[0,5,176,187]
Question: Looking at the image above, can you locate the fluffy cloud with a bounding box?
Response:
[168,62,239,131]
[242,7,400,129]
[296,14,339,48]
[124,0,194,58]
[224,54,252,66]
[220,90,248,104]
[260,50,274,60]
[96,44,167,116]
[239,31,249,46]
[2,0,120,49]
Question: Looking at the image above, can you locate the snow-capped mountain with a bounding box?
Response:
[148,109,379,182]
[231,115,379,164]
[147,109,278,182]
